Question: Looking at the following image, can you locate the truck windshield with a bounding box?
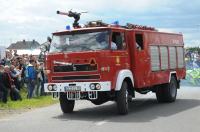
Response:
[49,31,109,53]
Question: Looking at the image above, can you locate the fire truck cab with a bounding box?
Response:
[44,22,186,115]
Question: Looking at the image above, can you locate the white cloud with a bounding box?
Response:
[0,0,199,47]
[0,0,164,23]
[158,27,200,47]
[158,28,177,33]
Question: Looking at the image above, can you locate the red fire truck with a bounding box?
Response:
[44,20,186,115]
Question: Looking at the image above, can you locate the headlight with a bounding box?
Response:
[53,85,57,91]
[48,85,53,91]
[96,83,101,90]
[90,83,95,90]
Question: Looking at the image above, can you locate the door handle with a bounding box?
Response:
[144,59,150,62]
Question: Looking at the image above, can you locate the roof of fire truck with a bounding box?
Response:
[53,20,182,36]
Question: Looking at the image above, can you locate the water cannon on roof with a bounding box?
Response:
[57,10,88,28]
[56,10,156,31]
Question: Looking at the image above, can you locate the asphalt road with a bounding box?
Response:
[0,86,200,132]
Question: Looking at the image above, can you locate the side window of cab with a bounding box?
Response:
[135,33,144,51]
[111,32,126,50]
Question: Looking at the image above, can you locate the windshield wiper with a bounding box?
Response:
[81,46,95,51]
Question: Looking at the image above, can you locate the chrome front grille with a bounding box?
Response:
[54,64,97,72]
[52,75,100,81]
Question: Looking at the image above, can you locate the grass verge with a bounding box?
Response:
[0,87,58,110]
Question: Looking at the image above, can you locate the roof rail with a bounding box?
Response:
[85,20,108,27]
[126,23,157,31]
[83,20,157,31]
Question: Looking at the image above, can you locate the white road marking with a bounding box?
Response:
[95,120,108,126]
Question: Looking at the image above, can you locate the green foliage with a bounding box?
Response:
[186,47,200,53]
[186,68,200,85]
[0,87,58,110]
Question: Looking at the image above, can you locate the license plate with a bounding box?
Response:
[64,86,81,91]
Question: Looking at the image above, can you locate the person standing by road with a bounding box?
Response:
[3,65,22,101]
[0,65,8,103]
[10,65,21,91]
[27,60,37,99]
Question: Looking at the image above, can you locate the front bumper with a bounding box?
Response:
[44,81,111,92]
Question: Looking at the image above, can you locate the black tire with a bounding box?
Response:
[91,92,109,105]
[59,93,75,113]
[116,81,129,115]
[156,76,177,102]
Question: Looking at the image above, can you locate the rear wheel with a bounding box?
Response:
[156,76,177,102]
[116,81,129,115]
[59,93,75,113]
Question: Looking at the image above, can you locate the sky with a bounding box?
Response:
[0,0,200,47]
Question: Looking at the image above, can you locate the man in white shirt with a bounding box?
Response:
[111,41,117,50]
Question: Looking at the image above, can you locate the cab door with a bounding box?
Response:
[110,30,130,70]
[101,30,130,89]
[134,32,150,88]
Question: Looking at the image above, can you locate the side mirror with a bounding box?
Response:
[47,36,52,43]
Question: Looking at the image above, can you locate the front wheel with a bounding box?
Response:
[59,93,75,113]
[116,81,129,115]
[156,76,177,102]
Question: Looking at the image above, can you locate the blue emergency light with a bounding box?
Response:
[66,25,71,30]
[112,20,119,25]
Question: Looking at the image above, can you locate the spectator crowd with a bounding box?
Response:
[0,50,46,103]
[185,49,200,69]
